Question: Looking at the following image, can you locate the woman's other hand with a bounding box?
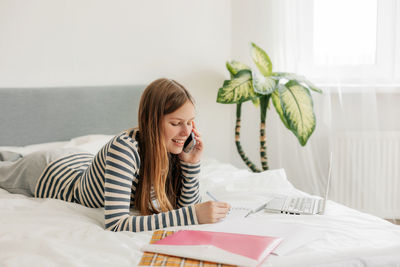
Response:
[179,121,203,164]
[194,201,231,224]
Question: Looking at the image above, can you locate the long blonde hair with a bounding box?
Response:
[136,78,194,215]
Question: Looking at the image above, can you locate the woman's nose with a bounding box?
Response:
[181,124,191,136]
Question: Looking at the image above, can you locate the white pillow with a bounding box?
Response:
[0,134,114,156]
[200,158,299,197]
[0,141,69,156]
[64,135,114,154]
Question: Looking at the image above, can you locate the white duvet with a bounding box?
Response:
[1,136,400,267]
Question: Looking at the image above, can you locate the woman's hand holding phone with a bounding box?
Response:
[179,121,203,164]
[183,132,196,153]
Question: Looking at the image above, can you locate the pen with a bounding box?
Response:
[244,203,267,218]
[206,191,219,201]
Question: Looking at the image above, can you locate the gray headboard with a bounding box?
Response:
[0,85,145,146]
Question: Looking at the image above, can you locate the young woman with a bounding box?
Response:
[0,78,230,232]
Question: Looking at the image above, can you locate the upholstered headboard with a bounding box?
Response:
[0,85,145,146]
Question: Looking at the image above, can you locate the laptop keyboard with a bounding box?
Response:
[283,197,319,214]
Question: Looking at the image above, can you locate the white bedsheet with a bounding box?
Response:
[1,137,400,267]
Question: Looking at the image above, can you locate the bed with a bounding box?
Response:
[1,86,400,267]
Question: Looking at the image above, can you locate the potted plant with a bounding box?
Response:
[217,42,322,172]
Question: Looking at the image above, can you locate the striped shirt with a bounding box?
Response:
[34,127,201,232]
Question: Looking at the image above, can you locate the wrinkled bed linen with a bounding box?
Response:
[1,137,400,267]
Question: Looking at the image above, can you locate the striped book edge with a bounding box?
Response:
[138,230,236,267]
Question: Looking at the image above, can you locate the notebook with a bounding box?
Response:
[264,152,333,215]
[141,230,282,266]
[139,230,235,267]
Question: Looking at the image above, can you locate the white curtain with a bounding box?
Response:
[264,0,400,220]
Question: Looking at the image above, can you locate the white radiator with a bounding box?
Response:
[331,131,400,218]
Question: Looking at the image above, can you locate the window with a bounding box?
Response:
[297,0,399,86]
[313,0,377,66]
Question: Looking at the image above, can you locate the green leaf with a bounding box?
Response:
[271,72,323,93]
[250,43,272,77]
[226,60,250,76]
[278,82,316,146]
[252,69,277,95]
[251,97,260,107]
[271,89,290,130]
[217,69,257,104]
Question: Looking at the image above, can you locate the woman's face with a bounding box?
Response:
[162,101,195,154]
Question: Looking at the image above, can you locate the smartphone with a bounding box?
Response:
[183,132,196,153]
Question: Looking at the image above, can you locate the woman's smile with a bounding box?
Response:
[172,138,185,146]
[162,101,195,154]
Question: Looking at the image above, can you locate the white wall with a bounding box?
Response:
[0,0,236,163]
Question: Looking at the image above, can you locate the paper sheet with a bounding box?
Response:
[225,206,251,219]
[192,218,323,256]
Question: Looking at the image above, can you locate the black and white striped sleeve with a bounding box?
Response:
[177,161,201,208]
[103,137,199,232]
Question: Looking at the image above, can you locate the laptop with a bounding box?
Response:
[264,152,333,215]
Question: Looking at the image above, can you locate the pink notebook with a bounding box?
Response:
[141,230,282,266]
